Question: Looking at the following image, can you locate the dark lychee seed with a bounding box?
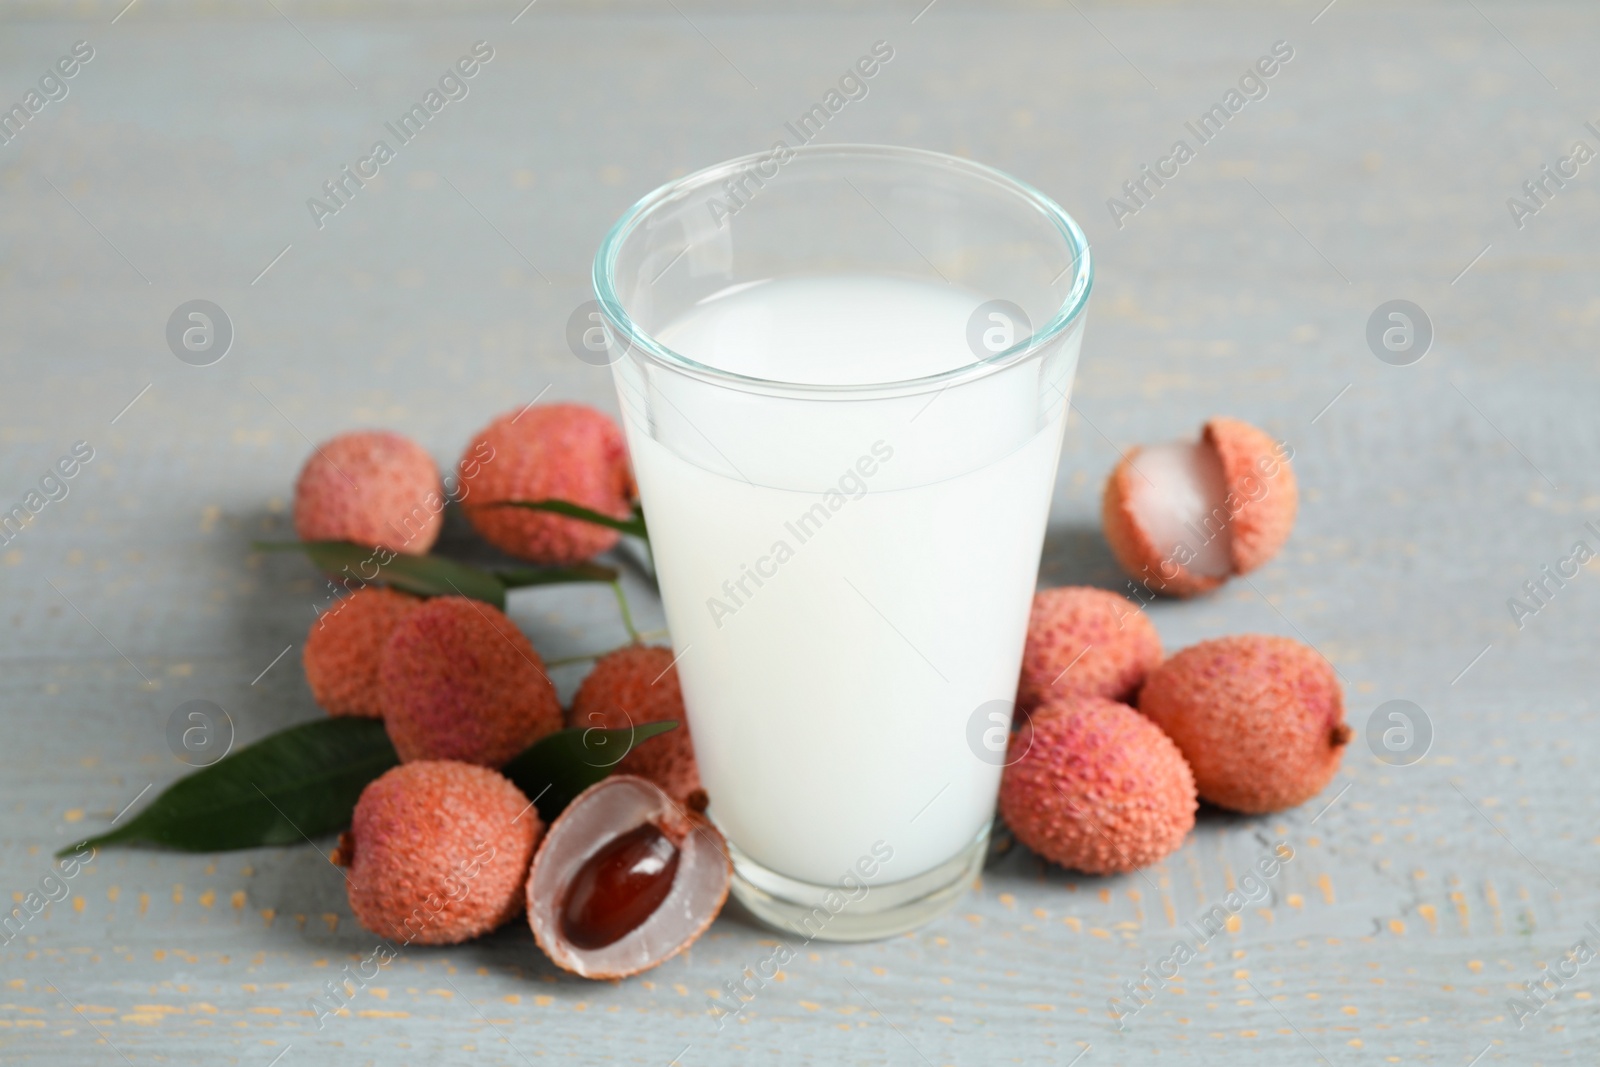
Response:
[560,823,681,950]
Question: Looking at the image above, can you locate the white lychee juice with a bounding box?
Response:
[614,274,1078,905]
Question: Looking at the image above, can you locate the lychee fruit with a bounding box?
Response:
[338,760,542,945]
[999,696,1196,875]
[380,596,563,768]
[458,404,635,565]
[1017,587,1163,713]
[1138,634,1349,814]
[294,430,443,554]
[303,586,421,718]
[569,646,701,805]
[526,775,730,979]
[1102,417,1296,597]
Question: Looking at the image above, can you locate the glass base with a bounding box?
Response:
[728,827,988,943]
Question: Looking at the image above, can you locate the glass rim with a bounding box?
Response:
[592,143,1093,399]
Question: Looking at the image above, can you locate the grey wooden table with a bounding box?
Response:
[3,1,1596,1063]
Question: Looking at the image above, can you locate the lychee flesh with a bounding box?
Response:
[459,404,635,565]
[1017,587,1163,712]
[294,430,443,554]
[342,760,541,945]
[1138,634,1348,814]
[569,645,701,805]
[1101,417,1296,597]
[999,696,1196,875]
[304,586,420,718]
[380,596,563,768]
[527,775,730,979]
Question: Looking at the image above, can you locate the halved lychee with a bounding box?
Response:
[527,776,730,979]
[1102,417,1297,597]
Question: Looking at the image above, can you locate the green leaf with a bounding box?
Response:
[488,500,649,541]
[495,562,619,588]
[253,541,507,608]
[60,719,398,856]
[501,721,677,825]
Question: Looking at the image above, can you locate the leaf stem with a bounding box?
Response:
[545,651,604,669]
[611,580,640,643]
[546,628,671,669]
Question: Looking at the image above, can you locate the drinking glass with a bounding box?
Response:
[593,144,1092,940]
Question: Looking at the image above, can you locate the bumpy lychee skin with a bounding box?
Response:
[304,586,421,718]
[1017,587,1163,713]
[1101,417,1296,598]
[381,597,563,768]
[1138,635,1349,814]
[1202,417,1298,575]
[294,430,443,554]
[340,761,541,945]
[569,646,701,805]
[999,697,1196,875]
[459,404,635,565]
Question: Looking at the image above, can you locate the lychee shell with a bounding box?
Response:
[459,404,635,565]
[380,597,563,768]
[304,586,420,718]
[293,430,443,554]
[1138,634,1348,814]
[1017,587,1163,712]
[1202,417,1297,575]
[569,646,701,805]
[1000,697,1196,875]
[343,761,541,945]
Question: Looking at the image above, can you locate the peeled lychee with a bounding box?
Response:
[527,776,730,979]
[339,760,541,945]
[380,596,563,768]
[304,586,420,718]
[294,430,443,554]
[1017,587,1162,713]
[569,646,700,805]
[459,404,635,565]
[1102,417,1296,597]
[999,696,1196,875]
[1138,634,1349,814]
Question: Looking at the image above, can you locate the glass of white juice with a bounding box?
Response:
[593,145,1092,940]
